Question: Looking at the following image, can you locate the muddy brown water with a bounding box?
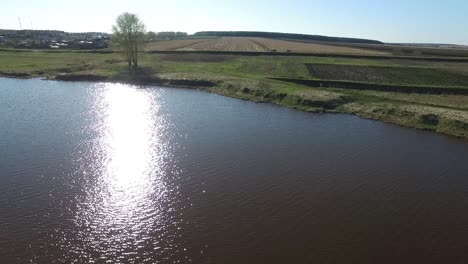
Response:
[1,77,468,264]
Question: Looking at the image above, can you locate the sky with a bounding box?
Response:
[1,0,467,44]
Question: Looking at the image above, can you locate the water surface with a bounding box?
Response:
[1,77,467,264]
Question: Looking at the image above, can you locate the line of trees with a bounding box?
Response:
[194,31,383,45]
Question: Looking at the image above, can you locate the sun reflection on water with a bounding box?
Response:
[64,83,182,263]
[103,83,162,188]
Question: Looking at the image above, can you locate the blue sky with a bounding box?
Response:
[2,0,467,44]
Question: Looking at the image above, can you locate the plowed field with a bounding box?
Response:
[145,37,388,55]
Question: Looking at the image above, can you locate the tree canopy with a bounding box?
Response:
[112,13,146,71]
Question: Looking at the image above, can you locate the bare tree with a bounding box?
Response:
[112,13,146,72]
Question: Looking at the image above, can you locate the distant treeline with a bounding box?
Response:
[0,29,109,36]
[193,31,383,44]
[0,29,66,36]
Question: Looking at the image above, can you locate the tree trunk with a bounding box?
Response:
[134,42,138,68]
[127,33,133,72]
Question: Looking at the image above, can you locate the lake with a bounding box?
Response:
[1,77,467,264]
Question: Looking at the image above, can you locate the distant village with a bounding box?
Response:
[0,30,111,49]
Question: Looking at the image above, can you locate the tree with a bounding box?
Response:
[112,13,146,72]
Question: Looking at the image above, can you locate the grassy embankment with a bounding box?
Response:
[1,48,468,139]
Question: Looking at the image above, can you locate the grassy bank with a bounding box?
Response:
[1,49,468,139]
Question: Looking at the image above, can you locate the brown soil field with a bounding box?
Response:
[144,39,211,51]
[152,37,386,55]
[141,38,468,57]
[249,37,388,55]
[180,37,269,52]
[306,63,468,86]
[304,41,468,57]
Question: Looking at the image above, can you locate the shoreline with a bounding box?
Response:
[2,72,467,140]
